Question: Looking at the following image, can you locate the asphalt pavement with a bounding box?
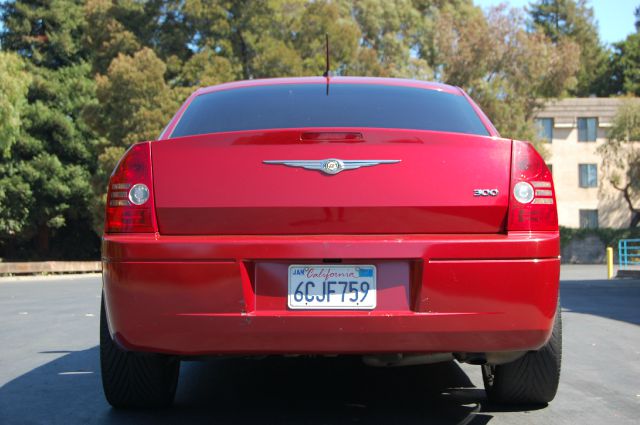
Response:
[0,267,639,425]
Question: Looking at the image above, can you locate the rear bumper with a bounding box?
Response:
[102,232,560,356]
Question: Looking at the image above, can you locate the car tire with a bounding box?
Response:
[482,302,562,405]
[100,296,180,408]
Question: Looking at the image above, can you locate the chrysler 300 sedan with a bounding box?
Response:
[100,77,561,408]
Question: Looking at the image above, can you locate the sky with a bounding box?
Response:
[474,0,638,45]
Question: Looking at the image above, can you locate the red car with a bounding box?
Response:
[100,77,561,408]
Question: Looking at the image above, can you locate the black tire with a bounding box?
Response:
[100,296,180,408]
[482,302,562,405]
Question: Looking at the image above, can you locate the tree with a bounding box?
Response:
[433,5,580,150]
[292,1,360,76]
[0,52,31,159]
[0,0,89,68]
[179,0,431,80]
[345,0,432,78]
[83,0,195,75]
[611,34,640,96]
[0,63,98,255]
[0,53,32,241]
[82,0,141,74]
[528,0,608,96]
[606,6,640,96]
[181,0,301,79]
[599,99,640,228]
[1,1,99,257]
[88,48,178,147]
[176,48,238,87]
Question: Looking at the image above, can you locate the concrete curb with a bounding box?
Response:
[0,261,101,276]
[0,272,102,282]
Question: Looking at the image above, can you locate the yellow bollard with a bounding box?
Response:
[606,247,614,279]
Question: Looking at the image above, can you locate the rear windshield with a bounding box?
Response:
[170,83,490,138]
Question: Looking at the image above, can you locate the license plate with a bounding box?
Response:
[288,265,377,310]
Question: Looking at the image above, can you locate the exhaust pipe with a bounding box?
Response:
[362,353,453,367]
[454,351,526,365]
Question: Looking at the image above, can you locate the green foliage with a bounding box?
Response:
[83,0,141,74]
[0,162,33,239]
[529,0,609,96]
[591,5,640,97]
[346,0,432,78]
[0,62,98,253]
[0,52,31,158]
[609,33,640,96]
[1,0,89,68]
[89,48,178,147]
[177,48,238,87]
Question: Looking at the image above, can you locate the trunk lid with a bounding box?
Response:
[152,128,511,235]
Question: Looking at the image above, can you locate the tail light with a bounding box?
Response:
[104,142,157,233]
[507,140,558,231]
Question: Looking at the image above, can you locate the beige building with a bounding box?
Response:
[534,98,636,229]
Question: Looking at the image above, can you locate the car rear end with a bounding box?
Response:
[100,77,561,408]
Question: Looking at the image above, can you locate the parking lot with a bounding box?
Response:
[0,266,638,425]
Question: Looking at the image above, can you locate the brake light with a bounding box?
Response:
[300,132,363,141]
[507,140,558,231]
[104,142,157,233]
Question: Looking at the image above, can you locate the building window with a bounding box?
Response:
[579,164,597,187]
[536,118,553,142]
[579,209,599,229]
[577,117,597,142]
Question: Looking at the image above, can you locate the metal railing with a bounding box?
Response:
[618,239,640,269]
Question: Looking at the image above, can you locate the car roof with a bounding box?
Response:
[194,76,463,97]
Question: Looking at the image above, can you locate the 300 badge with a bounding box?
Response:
[473,188,499,197]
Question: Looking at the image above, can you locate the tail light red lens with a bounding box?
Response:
[104,142,157,233]
[507,140,558,231]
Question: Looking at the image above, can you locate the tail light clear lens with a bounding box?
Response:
[508,140,558,231]
[104,142,157,233]
[513,181,534,204]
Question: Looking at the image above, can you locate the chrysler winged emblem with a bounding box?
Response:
[263,159,401,175]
